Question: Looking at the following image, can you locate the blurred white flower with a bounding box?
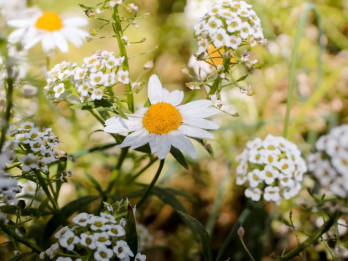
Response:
[8,10,88,54]
[307,124,348,198]
[236,135,307,202]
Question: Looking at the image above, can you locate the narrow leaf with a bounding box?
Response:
[177,211,213,261]
[170,147,188,170]
[126,204,138,255]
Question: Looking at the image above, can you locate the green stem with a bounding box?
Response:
[277,211,341,261]
[137,159,165,208]
[215,202,254,261]
[0,76,14,151]
[0,222,41,253]
[72,142,118,158]
[105,147,128,194]
[128,157,157,182]
[283,4,323,138]
[34,170,59,211]
[239,236,256,261]
[112,5,134,112]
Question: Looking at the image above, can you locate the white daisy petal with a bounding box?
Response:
[61,28,86,47]
[180,108,219,118]
[63,17,88,27]
[155,135,172,159]
[149,135,161,155]
[42,35,56,53]
[148,74,163,104]
[182,117,219,130]
[169,131,196,158]
[178,125,214,139]
[165,90,184,106]
[7,19,34,27]
[8,28,27,43]
[104,116,142,134]
[121,129,151,149]
[177,100,213,111]
[53,32,69,53]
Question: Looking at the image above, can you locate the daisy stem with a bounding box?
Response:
[112,5,134,113]
[277,211,341,260]
[128,157,157,182]
[239,236,256,261]
[137,159,165,208]
[0,222,41,253]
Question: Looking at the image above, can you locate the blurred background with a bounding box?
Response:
[1,0,348,260]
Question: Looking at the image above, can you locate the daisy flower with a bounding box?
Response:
[8,10,88,53]
[104,74,219,159]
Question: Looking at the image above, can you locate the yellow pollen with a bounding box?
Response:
[35,11,63,32]
[142,102,182,134]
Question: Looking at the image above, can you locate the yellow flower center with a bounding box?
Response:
[142,102,182,134]
[35,11,63,32]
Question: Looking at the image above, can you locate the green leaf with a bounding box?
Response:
[236,74,248,82]
[151,187,187,213]
[70,99,113,110]
[126,204,138,255]
[9,252,33,261]
[85,172,104,195]
[176,211,213,261]
[170,147,188,170]
[42,195,99,248]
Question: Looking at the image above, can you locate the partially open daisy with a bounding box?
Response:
[104,75,219,159]
[8,10,88,53]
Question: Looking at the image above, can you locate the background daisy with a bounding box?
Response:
[8,9,88,54]
[104,74,219,159]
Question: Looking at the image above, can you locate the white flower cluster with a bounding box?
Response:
[45,50,127,103]
[307,125,348,198]
[40,211,149,261]
[0,145,21,205]
[7,122,65,175]
[194,0,265,57]
[236,135,307,203]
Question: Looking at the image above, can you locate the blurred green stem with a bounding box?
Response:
[239,236,256,261]
[215,201,254,261]
[277,211,341,260]
[112,5,134,112]
[128,157,157,182]
[283,4,323,138]
[34,170,59,211]
[137,159,165,208]
[0,76,14,151]
[0,223,41,253]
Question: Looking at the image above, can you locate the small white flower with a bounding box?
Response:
[80,233,97,249]
[245,187,261,201]
[94,245,114,261]
[72,212,90,226]
[90,72,106,86]
[113,240,134,259]
[53,83,65,98]
[59,230,79,251]
[247,169,261,187]
[105,224,125,237]
[263,186,280,202]
[260,165,279,185]
[89,216,108,231]
[93,232,111,248]
[91,89,103,100]
[117,70,130,84]
[135,253,147,261]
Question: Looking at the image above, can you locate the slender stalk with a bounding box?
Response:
[0,222,41,253]
[137,159,165,208]
[239,236,256,261]
[34,170,59,211]
[216,202,254,261]
[112,6,134,112]
[283,4,323,138]
[128,157,157,182]
[72,142,118,158]
[277,211,341,261]
[0,76,14,151]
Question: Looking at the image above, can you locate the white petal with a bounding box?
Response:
[149,135,160,155]
[53,32,69,53]
[61,27,87,47]
[178,125,214,139]
[8,28,27,43]
[164,90,184,106]
[153,135,171,159]
[7,19,34,27]
[23,29,41,49]
[148,74,163,104]
[182,117,219,130]
[177,100,212,111]
[180,108,219,118]
[104,116,142,134]
[120,129,150,149]
[42,34,56,53]
[63,17,88,27]
[169,131,196,158]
